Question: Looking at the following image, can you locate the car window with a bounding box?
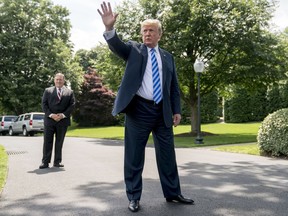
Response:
[4,117,16,121]
[33,114,44,120]
[24,115,30,120]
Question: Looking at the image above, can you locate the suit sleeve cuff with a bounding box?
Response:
[103,29,115,40]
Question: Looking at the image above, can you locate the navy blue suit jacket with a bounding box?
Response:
[107,32,181,127]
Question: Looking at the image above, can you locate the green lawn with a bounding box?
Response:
[67,122,261,148]
[0,145,8,193]
[213,143,260,155]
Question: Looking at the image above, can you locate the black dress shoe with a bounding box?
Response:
[128,200,140,212]
[166,195,194,204]
[53,163,64,168]
[39,163,49,169]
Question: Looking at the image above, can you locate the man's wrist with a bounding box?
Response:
[104,28,115,40]
[105,26,114,31]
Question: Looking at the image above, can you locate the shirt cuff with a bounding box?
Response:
[103,29,115,40]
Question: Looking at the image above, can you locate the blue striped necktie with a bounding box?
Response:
[151,48,162,104]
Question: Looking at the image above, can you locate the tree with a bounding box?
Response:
[89,0,287,130]
[73,68,117,127]
[161,0,287,132]
[74,49,98,72]
[91,44,126,92]
[0,0,82,114]
[112,0,287,133]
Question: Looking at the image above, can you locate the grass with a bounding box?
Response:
[0,145,8,193]
[67,122,261,148]
[213,143,260,155]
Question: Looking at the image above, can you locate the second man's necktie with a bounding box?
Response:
[58,88,61,100]
[151,48,162,104]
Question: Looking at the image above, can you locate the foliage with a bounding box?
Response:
[200,90,219,123]
[160,0,286,131]
[100,0,287,134]
[266,84,282,113]
[225,80,288,123]
[182,90,219,124]
[257,108,288,157]
[74,49,98,72]
[224,87,267,122]
[0,0,82,114]
[73,68,118,126]
[90,44,126,92]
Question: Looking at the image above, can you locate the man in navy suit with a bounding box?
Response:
[39,73,75,169]
[98,2,194,212]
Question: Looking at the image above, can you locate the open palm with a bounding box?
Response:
[97,2,118,30]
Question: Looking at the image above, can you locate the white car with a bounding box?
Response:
[9,112,45,136]
[0,115,17,135]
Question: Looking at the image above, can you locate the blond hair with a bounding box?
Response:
[140,19,162,35]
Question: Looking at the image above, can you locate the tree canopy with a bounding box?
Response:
[0,0,82,114]
[94,0,287,132]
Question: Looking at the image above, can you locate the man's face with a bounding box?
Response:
[141,24,161,48]
[54,75,65,88]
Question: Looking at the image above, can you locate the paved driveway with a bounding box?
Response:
[0,136,288,216]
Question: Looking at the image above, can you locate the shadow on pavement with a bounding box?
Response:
[1,159,288,216]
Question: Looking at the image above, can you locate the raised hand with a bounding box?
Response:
[97,1,118,31]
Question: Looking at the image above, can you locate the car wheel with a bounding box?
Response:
[9,128,13,136]
[23,127,28,136]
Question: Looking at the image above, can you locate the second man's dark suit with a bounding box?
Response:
[106,32,183,201]
[41,86,75,165]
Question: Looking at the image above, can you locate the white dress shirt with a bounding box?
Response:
[104,29,163,100]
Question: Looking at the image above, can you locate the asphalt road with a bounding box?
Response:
[0,136,288,216]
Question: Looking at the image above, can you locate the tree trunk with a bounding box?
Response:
[190,99,198,134]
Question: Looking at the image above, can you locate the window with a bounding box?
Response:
[33,114,44,120]
[4,116,16,121]
[24,115,30,120]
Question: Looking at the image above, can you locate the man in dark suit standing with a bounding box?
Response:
[39,73,75,169]
[98,2,194,212]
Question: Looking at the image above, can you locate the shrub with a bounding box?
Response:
[201,91,219,123]
[181,91,219,125]
[257,108,288,158]
[73,68,118,126]
[224,87,268,123]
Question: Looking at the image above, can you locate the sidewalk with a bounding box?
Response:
[0,136,288,216]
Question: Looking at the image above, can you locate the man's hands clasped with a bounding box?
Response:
[51,113,64,122]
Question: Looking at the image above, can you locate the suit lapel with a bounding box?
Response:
[159,48,167,87]
[53,86,57,98]
[140,44,148,80]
